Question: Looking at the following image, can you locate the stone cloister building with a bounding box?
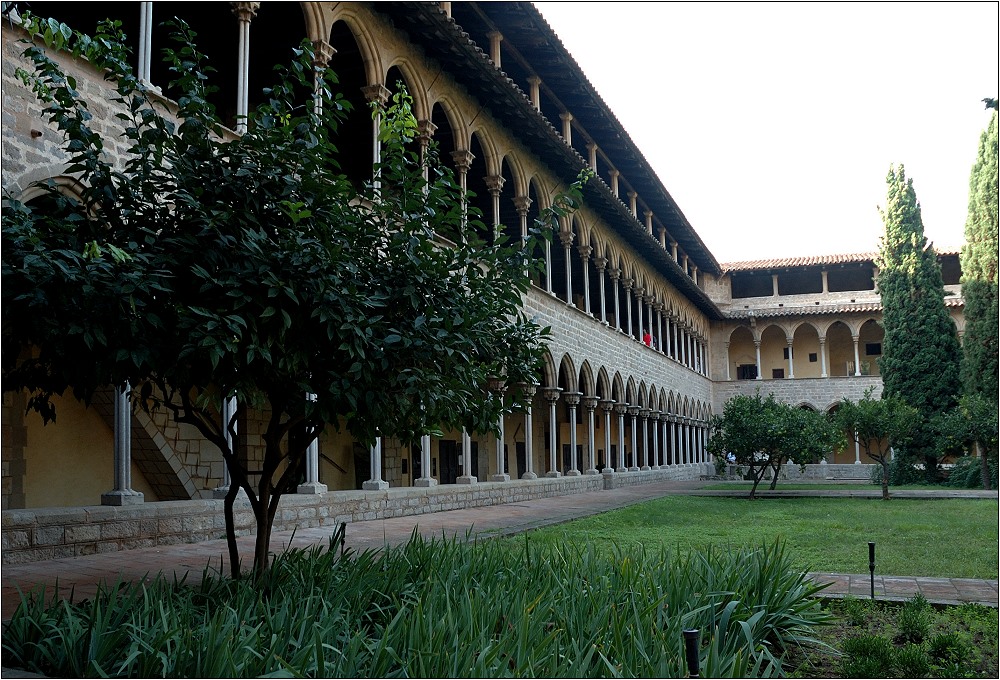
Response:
[1,2,964,559]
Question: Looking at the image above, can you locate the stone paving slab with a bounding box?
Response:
[3,481,997,621]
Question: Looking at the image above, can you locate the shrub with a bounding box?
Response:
[841,596,872,626]
[897,594,933,643]
[895,643,932,677]
[944,455,999,489]
[841,634,895,677]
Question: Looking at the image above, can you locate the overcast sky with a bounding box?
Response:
[533,2,998,264]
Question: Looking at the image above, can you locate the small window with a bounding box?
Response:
[772,368,785,379]
[737,364,758,380]
[782,347,793,360]
[865,343,882,356]
[809,353,818,363]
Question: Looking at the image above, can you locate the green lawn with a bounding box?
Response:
[699,482,944,491]
[521,497,999,579]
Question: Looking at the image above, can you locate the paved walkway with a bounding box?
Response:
[3,481,997,621]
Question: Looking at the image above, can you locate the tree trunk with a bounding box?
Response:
[880,460,891,501]
[977,441,992,491]
[224,482,241,578]
[768,459,781,490]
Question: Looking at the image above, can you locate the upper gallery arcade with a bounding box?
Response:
[1,1,965,511]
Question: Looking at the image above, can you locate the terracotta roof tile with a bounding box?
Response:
[721,249,962,273]
[721,252,879,272]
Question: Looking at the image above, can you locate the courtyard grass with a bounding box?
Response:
[520,497,999,579]
[699,482,943,491]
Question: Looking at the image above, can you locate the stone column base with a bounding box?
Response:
[297,482,329,494]
[545,470,562,478]
[565,469,581,477]
[615,466,627,473]
[628,466,639,472]
[584,468,600,476]
[456,475,478,485]
[361,479,389,491]
[520,471,538,480]
[489,473,511,482]
[414,477,438,487]
[602,467,615,475]
[640,465,651,471]
[101,490,144,506]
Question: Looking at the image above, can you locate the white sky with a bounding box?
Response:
[533,2,999,264]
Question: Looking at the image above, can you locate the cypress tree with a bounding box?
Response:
[876,165,962,481]
[960,107,999,402]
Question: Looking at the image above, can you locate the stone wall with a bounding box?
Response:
[1,464,711,564]
[728,463,876,481]
[712,375,882,413]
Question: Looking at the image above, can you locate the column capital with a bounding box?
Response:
[613,402,629,416]
[639,408,651,419]
[542,387,562,403]
[559,111,574,123]
[577,244,593,260]
[417,119,438,143]
[311,40,336,69]
[599,398,616,413]
[232,2,260,22]
[526,75,542,87]
[627,406,641,417]
[593,255,608,272]
[622,277,634,291]
[450,149,474,172]
[515,382,538,400]
[361,83,391,106]
[558,230,576,249]
[563,391,582,407]
[512,195,532,215]
[608,266,620,281]
[581,395,599,411]
[484,174,505,196]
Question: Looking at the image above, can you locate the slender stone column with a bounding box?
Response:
[854,433,861,464]
[361,84,391,190]
[457,428,477,484]
[137,2,154,85]
[450,149,473,235]
[487,30,502,68]
[527,75,541,110]
[609,169,620,197]
[657,304,665,353]
[415,434,437,487]
[213,396,241,499]
[852,335,862,376]
[563,392,582,476]
[644,209,654,235]
[671,417,679,465]
[610,268,622,332]
[298,393,328,494]
[674,318,681,361]
[521,384,538,480]
[624,279,634,338]
[819,336,829,378]
[362,437,389,490]
[754,340,763,380]
[578,244,593,316]
[614,403,628,472]
[582,396,599,475]
[490,386,510,482]
[560,228,575,306]
[600,399,615,473]
[416,119,437,183]
[594,256,608,324]
[103,385,144,506]
[651,412,661,469]
[628,406,640,471]
[543,388,562,477]
[587,142,598,170]
[485,175,504,241]
[640,409,651,470]
[232,2,259,134]
[628,191,638,217]
[636,289,644,341]
[786,339,795,379]
[560,111,573,145]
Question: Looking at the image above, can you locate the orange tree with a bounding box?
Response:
[2,16,583,577]
[708,392,844,499]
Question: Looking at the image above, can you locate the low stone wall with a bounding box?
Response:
[2,464,712,564]
[728,462,876,481]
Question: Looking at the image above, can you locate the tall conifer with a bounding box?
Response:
[960,107,999,401]
[876,165,961,480]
